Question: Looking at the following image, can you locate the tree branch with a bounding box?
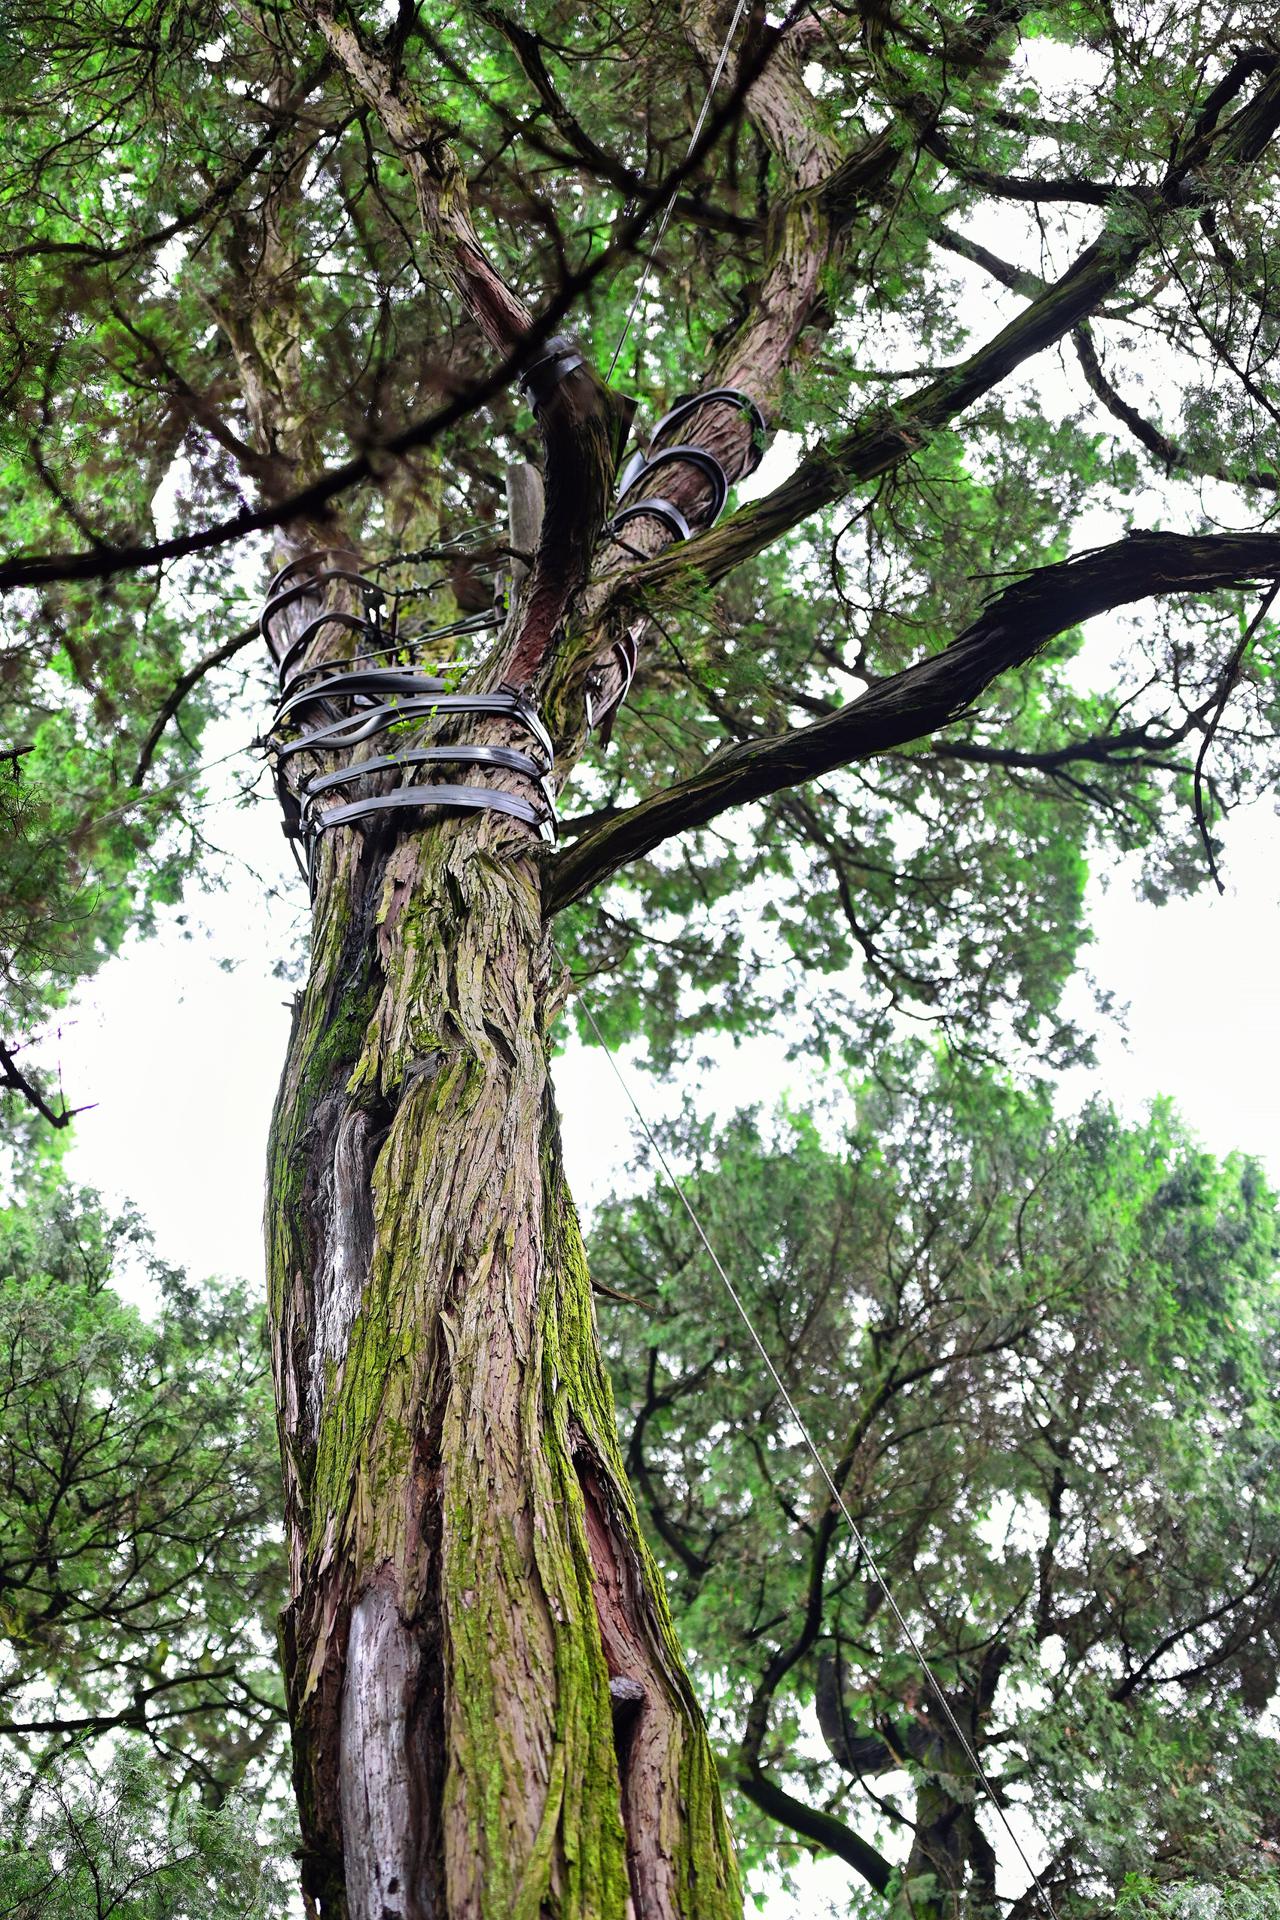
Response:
[0,9,778,596]
[130,624,260,786]
[734,1765,895,1892]
[936,227,1280,494]
[624,57,1280,600]
[915,123,1115,206]
[0,1665,275,1741]
[547,529,1280,910]
[931,221,1046,297]
[0,59,330,267]
[477,9,758,238]
[0,1040,74,1129]
[1073,322,1280,493]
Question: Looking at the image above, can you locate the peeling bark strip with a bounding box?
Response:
[340,1576,430,1917]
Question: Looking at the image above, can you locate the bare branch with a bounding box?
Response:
[131,625,260,787]
[0,1040,74,1129]
[734,1765,895,1891]
[1192,582,1278,891]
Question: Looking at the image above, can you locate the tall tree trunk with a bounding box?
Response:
[266,711,739,1918]
[247,13,884,1908]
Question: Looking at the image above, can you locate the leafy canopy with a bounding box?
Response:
[0,1164,286,1804]
[593,1058,1280,1911]
[4,0,1280,1909]
[3,0,1280,1096]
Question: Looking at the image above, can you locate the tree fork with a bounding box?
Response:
[248,19,1280,1917]
[241,17,731,1901]
[255,271,730,1913]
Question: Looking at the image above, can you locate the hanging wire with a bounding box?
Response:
[606,0,752,382]
[569,970,1060,1920]
[367,526,493,570]
[75,742,256,838]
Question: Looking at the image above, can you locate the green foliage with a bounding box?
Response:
[5,0,1280,1099]
[592,1058,1280,1908]
[0,1745,290,1919]
[0,569,260,1121]
[6,0,1280,1908]
[1119,1874,1280,1920]
[0,1164,286,1801]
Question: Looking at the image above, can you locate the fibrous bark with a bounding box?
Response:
[264,538,739,1917]
[231,10,741,1905]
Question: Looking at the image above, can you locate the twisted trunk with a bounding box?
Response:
[243,64,732,1884]
[267,783,739,1919]
[248,13,936,1910]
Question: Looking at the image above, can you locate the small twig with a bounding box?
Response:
[0,1038,82,1128]
[1193,582,1278,892]
[590,1276,654,1310]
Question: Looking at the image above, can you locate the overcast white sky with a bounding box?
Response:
[51,773,1280,1289]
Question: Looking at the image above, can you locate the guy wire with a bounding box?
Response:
[569,971,1060,1920]
[74,742,254,837]
[606,0,751,381]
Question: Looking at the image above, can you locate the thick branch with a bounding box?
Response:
[561,2,902,726]
[548,529,1280,910]
[735,1766,894,1892]
[916,122,1114,206]
[624,58,1280,599]
[932,221,1045,297]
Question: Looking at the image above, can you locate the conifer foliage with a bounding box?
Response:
[4,1,1280,1915]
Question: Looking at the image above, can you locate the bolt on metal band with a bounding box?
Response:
[517,333,586,411]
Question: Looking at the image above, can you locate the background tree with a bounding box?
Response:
[0,1165,286,1803]
[593,1064,1280,1915]
[0,1744,290,1920]
[4,1,1280,1915]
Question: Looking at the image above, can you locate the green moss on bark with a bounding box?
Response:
[266,820,742,1916]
